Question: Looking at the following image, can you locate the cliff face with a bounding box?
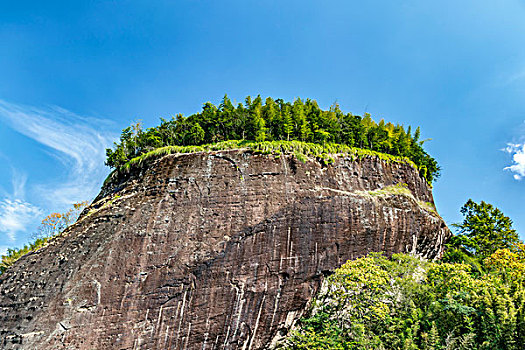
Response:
[0,150,449,349]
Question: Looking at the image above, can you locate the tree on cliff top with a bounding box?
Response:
[105,95,440,183]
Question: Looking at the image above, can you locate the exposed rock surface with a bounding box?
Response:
[0,150,449,349]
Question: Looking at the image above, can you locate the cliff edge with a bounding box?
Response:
[0,150,450,349]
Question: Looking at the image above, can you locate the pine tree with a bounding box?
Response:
[450,199,522,262]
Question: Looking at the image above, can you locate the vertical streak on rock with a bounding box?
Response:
[247,293,266,350]
[183,321,192,350]
[175,289,187,349]
[231,281,245,342]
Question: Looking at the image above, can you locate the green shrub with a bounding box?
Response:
[0,237,50,274]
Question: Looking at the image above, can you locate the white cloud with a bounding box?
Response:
[504,143,525,180]
[0,246,7,256]
[11,168,27,199]
[0,100,116,207]
[0,199,43,241]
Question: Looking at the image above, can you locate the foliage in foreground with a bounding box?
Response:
[105,95,440,183]
[0,202,88,275]
[281,252,525,350]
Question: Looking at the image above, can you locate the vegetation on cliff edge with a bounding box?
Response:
[105,95,440,183]
[118,140,418,174]
[0,202,88,275]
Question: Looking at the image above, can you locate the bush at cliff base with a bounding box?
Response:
[280,252,525,350]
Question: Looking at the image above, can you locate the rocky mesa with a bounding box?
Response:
[0,149,450,349]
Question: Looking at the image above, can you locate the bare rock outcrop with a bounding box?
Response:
[0,150,450,349]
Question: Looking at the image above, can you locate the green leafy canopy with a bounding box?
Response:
[282,252,525,350]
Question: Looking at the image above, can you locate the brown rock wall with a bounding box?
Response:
[0,150,449,349]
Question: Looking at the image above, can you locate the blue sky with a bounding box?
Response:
[1,1,525,253]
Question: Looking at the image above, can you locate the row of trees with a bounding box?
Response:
[105,95,440,183]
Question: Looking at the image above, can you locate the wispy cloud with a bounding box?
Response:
[11,168,27,199]
[501,68,525,87]
[0,166,41,242]
[0,199,43,241]
[0,100,116,207]
[504,143,525,180]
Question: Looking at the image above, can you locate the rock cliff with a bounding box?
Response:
[0,150,450,349]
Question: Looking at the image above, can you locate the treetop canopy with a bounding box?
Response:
[105,95,440,183]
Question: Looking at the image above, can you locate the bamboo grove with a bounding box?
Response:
[105,95,440,183]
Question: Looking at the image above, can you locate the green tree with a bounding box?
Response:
[247,95,267,141]
[445,199,522,264]
[292,98,311,141]
[186,122,205,145]
[263,97,279,140]
[281,105,294,141]
[218,94,236,140]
